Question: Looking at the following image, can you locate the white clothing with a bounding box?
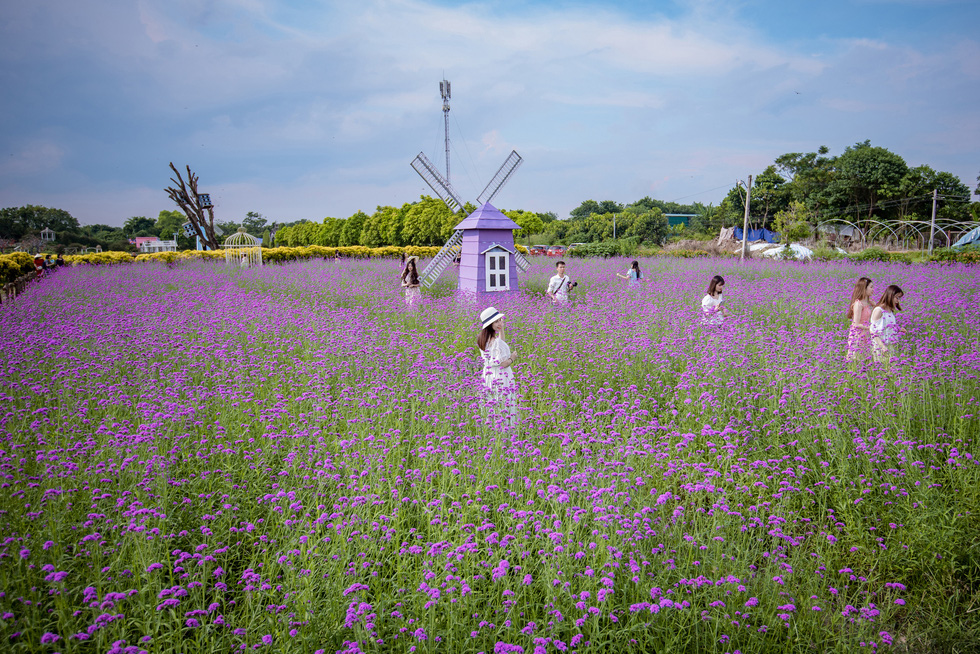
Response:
[404,286,421,308]
[548,274,572,304]
[701,294,724,325]
[480,336,518,429]
[869,309,897,343]
[627,269,641,287]
[870,309,897,363]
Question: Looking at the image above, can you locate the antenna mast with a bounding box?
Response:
[440,78,451,185]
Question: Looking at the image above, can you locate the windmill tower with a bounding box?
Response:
[440,78,451,182]
[411,149,530,295]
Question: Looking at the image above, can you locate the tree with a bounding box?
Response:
[165,163,221,250]
[690,202,720,233]
[504,210,544,240]
[155,210,185,240]
[340,210,369,247]
[775,146,834,210]
[216,221,241,237]
[361,206,401,248]
[243,211,268,235]
[625,209,669,244]
[569,200,622,219]
[0,205,80,239]
[822,141,908,226]
[124,216,156,235]
[751,166,789,228]
[323,217,345,247]
[402,196,453,246]
[772,201,814,242]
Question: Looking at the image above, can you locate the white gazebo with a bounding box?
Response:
[41,227,55,242]
[223,227,263,269]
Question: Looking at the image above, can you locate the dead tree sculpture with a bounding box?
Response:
[165,163,220,250]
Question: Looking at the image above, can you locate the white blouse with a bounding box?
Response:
[701,293,724,324]
[870,310,897,344]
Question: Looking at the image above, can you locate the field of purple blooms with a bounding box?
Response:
[1,256,979,654]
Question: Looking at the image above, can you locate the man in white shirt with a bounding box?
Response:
[547,260,574,305]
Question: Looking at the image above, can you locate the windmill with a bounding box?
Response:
[410,149,530,294]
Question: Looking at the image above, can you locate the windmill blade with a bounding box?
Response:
[420,229,464,288]
[411,152,466,213]
[476,150,523,206]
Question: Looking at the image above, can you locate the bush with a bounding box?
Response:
[849,247,890,263]
[64,251,134,266]
[929,247,980,265]
[783,220,811,243]
[810,245,846,262]
[0,252,36,285]
[68,246,446,267]
[889,252,914,265]
[659,249,712,259]
[567,242,619,258]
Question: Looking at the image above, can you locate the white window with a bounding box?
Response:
[484,251,510,291]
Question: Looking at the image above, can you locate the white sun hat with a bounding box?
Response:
[480,306,505,329]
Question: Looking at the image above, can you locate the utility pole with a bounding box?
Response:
[440,79,451,184]
[740,175,752,261]
[928,188,938,255]
[613,213,617,240]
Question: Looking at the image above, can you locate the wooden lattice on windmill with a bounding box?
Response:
[410,150,530,294]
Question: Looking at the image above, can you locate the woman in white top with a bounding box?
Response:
[616,261,642,288]
[701,275,727,325]
[869,284,903,364]
[400,256,421,308]
[477,306,518,430]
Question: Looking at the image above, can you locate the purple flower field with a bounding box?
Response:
[1,257,979,653]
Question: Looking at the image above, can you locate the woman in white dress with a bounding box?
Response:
[870,284,903,364]
[401,256,421,308]
[477,306,518,430]
[701,275,727,325]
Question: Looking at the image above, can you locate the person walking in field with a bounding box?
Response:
[401,256,421,308]
[478,307,518,430]
[846,277,874,361]
[870,284,903,364]
[701,275,727,325]
[616,260,643,288]
[547,261,574,305]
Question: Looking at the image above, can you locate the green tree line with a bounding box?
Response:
[711,141,975,240]
[272,196,547,248]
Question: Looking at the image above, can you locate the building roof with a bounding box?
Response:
[453,202,520,231]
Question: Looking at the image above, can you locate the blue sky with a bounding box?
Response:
[1,0,977,227]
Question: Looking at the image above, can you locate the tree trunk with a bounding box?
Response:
[165,163,221,250]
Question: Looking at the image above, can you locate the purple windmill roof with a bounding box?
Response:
[453,202,520,231]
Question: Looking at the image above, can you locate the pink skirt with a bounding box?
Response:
[846,326,871,360]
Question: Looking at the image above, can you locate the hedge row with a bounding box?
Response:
[63,245,446,267]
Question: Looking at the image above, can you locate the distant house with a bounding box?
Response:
[136,236,177,253]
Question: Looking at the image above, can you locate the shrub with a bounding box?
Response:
[783,220,811,243]
[0,252,36,284]
[567,242,619,258]
[929,247,980,265]
[64,251,134,266]
[849,247,890,263]
[889,252,914,265]
[810,246,846,262]
[659,249,712,259]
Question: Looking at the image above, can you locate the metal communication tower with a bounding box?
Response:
[440,78,451,185]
